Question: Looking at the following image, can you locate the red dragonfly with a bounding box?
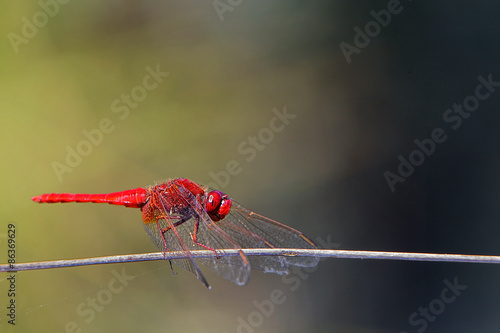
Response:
[32,178,318,288]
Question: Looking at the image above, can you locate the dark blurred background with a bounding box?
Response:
[1,1,500,332]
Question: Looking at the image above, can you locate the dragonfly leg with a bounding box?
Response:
[155,219,170,256]
[192,220,219,259]
[168,260,176,275]
[159,215,189,234]
[154,215,186,276]
[154,214,184,254]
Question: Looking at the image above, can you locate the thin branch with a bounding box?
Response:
[2,249,500,272]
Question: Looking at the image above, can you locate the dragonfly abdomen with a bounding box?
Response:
[32,188,148,208]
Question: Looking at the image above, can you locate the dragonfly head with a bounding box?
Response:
[205,190,232,222]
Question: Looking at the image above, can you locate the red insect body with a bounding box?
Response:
[32,178,318,287]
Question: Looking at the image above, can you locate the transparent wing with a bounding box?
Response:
[143,181,251,286]
[173,183,251,286]
[216,201,320,274]
[143,209,210,288]
[143,180,318,286]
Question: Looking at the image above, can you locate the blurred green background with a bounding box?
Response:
[1,1,500,332]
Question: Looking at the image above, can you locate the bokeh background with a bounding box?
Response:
[1,1,500,332]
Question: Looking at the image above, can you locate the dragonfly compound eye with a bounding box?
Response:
[206,190,232,221]
[218,196,231,219]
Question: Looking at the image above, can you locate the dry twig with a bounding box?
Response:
[2,248,500,272]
